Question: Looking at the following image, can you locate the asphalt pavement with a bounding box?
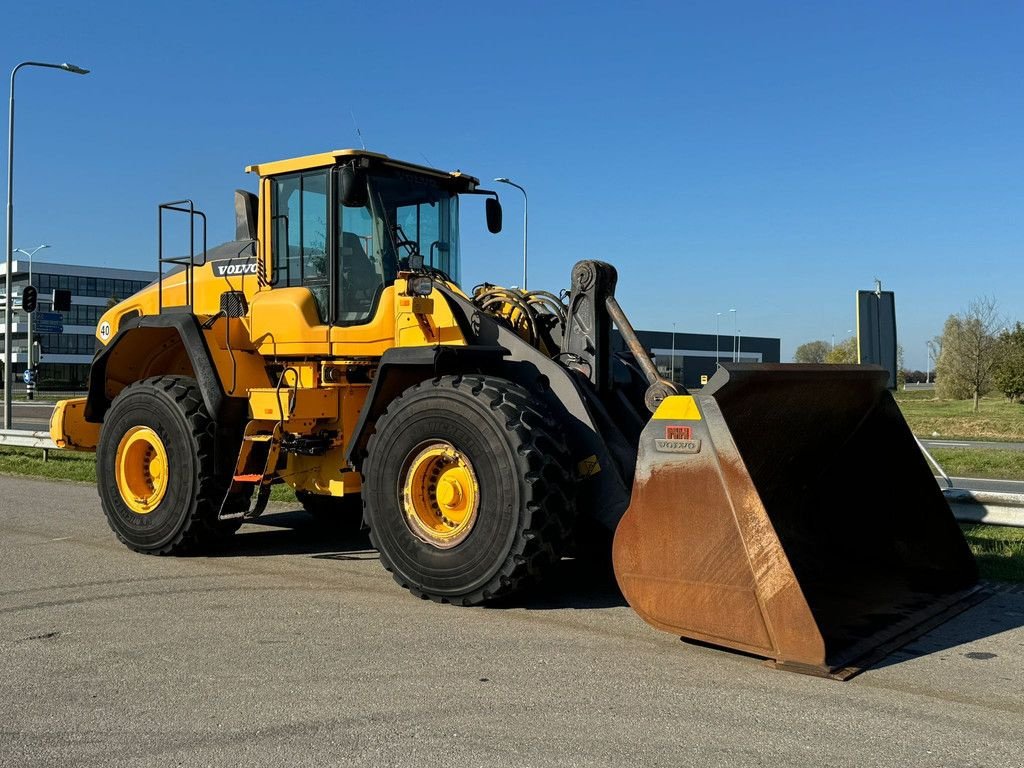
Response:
[1,401,56,431]
[922,438,1024,453]
[1,475,1022,767]
[939,476,1024,494]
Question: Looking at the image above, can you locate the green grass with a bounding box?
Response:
[0,446,97,482]
[0,447,296,502]
[895,390,1024,442]
[929,447,1024,481]
[960,523,1024,582]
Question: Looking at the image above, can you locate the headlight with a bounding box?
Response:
[408,276,433,296]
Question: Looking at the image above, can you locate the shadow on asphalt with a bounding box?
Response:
[208,509,627,610]
[868,585,1024,671]
[505,560,627,610]
[211,509,376,559]
[204,510,1023,654]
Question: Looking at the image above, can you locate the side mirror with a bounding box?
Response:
[339,166,369,207]
[486,197,502,234]
[234,189,258,242]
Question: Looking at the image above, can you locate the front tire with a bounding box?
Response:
[97,375,236,554]
[362,375,575,605]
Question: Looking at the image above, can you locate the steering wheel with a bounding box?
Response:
[392,239,419,254]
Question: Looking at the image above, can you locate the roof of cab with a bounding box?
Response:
[244,149,480,188]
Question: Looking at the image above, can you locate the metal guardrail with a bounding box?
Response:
[943,489,1024,529]
[0,428,56,448]
[0,428,57,459]
[917,436,1024,527]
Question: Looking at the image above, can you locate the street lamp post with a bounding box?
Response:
[737,328,742,363]
[671,322,676,383]
[5,60,89,428]
[715,312,722,365]
[729,308,737,362]
[14,244,49,393]
[493,177,528,290]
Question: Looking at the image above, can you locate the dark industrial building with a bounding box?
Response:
[612,329,781,390]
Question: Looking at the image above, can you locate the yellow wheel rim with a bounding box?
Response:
[401,442,480,549]
[115,426,169,514]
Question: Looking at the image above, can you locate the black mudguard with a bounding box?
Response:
[84,311,248,476]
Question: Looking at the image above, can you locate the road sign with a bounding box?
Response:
[52,289,72,312]
[857,288,897,389]
[34,311,63,334]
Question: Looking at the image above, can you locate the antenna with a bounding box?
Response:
[350,111,366,150]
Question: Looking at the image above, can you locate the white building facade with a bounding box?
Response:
[1,259,156,388]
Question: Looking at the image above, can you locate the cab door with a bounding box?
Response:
[329,169,396,357]
[249,168,333,356]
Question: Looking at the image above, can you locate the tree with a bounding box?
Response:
[824,337,857,364]
[935,297,1003,411]
[993,323,1024,402]
[793,340,830,363]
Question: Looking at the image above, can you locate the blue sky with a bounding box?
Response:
[2,0,1021,368]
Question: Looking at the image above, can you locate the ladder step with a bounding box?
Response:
[245,434,274,442]
[233,473,263,483]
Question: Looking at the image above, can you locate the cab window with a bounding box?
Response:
[336,200,386,324]
[271,170,329,322]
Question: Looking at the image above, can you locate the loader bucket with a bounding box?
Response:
[612,363,982,679]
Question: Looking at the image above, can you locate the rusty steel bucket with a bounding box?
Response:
[612,364,983,679]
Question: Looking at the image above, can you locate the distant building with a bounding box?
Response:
[0,259,156,388]
[613,329,781,390]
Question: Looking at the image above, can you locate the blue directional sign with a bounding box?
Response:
[34,311,64,334]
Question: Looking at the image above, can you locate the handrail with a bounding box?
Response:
[157,200,207,312]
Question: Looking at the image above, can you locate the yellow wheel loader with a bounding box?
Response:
[51,149,981,678]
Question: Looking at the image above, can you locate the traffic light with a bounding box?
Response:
[21,285,38,313]
[52,288,72,312]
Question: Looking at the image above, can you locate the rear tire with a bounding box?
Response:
[96,375,238,554]
[362,374,575,605]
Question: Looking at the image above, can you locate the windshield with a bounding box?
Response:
[364,171,460,282]
[334,170,460,324]
[271,167,463,326]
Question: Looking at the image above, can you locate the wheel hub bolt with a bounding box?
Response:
[436,476,463,509]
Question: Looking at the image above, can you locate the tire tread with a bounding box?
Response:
[98,375,232,555]
[363,374,576,605]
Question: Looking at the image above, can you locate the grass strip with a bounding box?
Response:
[895,391,1024,442]
[0,447,296,502]
[960,523,1024,582]
[928,447,1024,481]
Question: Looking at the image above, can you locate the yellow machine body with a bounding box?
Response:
[54,151,472,497]
[51,149,980,679]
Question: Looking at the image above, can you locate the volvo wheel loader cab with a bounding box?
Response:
[52,147,981,678]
